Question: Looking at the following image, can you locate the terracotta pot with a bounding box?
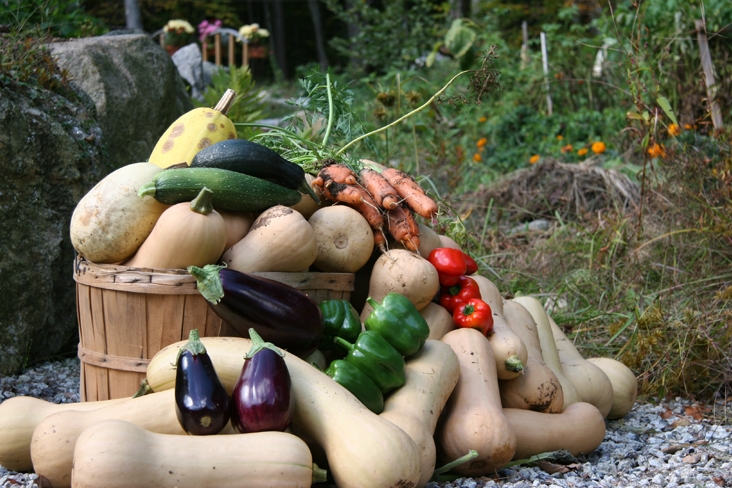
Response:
[249,45,268,59]
[165,45,181,56]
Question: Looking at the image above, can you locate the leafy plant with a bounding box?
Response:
[322,0,447,74]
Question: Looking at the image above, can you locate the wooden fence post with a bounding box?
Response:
[520,21,529,69]
[695,19,724,130]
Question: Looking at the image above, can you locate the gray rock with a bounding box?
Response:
[0,34,192,376]
[171,43,205,102]
[0,82,105,376]
[48,34,193,169]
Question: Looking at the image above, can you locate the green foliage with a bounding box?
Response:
[196,65,267,141]
[0,0,106,38]
[322,0,448,74]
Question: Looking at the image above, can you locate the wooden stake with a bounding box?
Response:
[540,32,553,116]
[520,21,529,69]
[695,19,724,130]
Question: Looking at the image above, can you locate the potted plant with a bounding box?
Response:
[163,19,195,55]
[238,23,270,59]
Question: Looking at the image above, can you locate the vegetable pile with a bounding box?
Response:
[0,87,639,488]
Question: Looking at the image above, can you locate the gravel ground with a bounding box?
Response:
[1,358,731,488]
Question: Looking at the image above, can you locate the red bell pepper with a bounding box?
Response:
[439,276,482,313]
[453,298,494,336]
[427,248,467,286]
[463,252,479,275]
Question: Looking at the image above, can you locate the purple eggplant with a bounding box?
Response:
[174,329,230,435]
[188,264,324,357]
[230,328,293,434]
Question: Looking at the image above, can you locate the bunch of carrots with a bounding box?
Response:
[311,160,438,253]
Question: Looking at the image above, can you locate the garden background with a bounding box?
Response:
[2,0,731,405]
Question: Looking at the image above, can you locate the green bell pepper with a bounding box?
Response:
[364,292,430,357]
[318,299,362,355]
[326,359,384,414]
[333,331,406,394]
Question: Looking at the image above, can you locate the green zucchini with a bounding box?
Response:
[138,167,302,213]
[190,139,320,202]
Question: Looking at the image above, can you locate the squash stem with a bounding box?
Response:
[189,187,214,215]
[335,69,472,157]
[431,449,478,479]
[311,463,328,484]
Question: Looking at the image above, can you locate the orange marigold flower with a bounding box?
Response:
[648,143,666,158]
[591,141,606,154]
[684,123,694,130]
[472,153,482,163]
[556,135,564,140]
[577,148,588,156]
[477,137,487,148]
[529,154,540,164]
[668,123,681,136]
[561,144,573,153]
[478,116,487,123]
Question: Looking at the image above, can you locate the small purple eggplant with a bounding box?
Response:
[174,329,230,435]
[229,328,293,434]
[187,264,324,358]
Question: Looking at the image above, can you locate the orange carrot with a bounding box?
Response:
[318,162,358,186]
[387,204,421,252]
[380,168,438,219]
[352,190,386,234]
[320,182,367,206]
[359,168,400,210]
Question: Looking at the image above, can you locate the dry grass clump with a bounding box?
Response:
[459,141,732,406]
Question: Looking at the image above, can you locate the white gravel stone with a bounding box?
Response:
[1,358,731,488]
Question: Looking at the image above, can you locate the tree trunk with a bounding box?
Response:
[272,0,288,78]
[307,0,329,70]
[344,1,361,68]
[124,0,142,31]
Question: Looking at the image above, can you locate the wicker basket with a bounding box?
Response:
[74,257,354,401]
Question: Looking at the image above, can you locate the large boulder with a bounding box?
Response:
[49,34,193,169]
[0,35,191,376]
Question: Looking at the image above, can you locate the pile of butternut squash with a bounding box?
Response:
[0,233,638,488]
[23,99,639,486]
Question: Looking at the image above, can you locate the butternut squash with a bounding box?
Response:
[499,300,564,413]
[30,390,232,488]
[145,336,422,488]
[359,249,440,319]
[71,420,319,488]
[488,312,529,380]
[379,340,460,487]
[308,205,374,273]
[436,328,517,476]
[70,162,169,264]
[437,234,461,249]
[221,205,318,273]
[504,402,606,460]
[416,223,443,258]
[587,357,638,419]
[510,296,582,410]
[419,302,455,340]
[124,187,227,269]
[0,396,126,472]
[218,210,254,249]
[470,274,504,315]
[546,314,614,418]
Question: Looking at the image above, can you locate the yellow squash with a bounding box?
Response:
[149,89,237,168]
